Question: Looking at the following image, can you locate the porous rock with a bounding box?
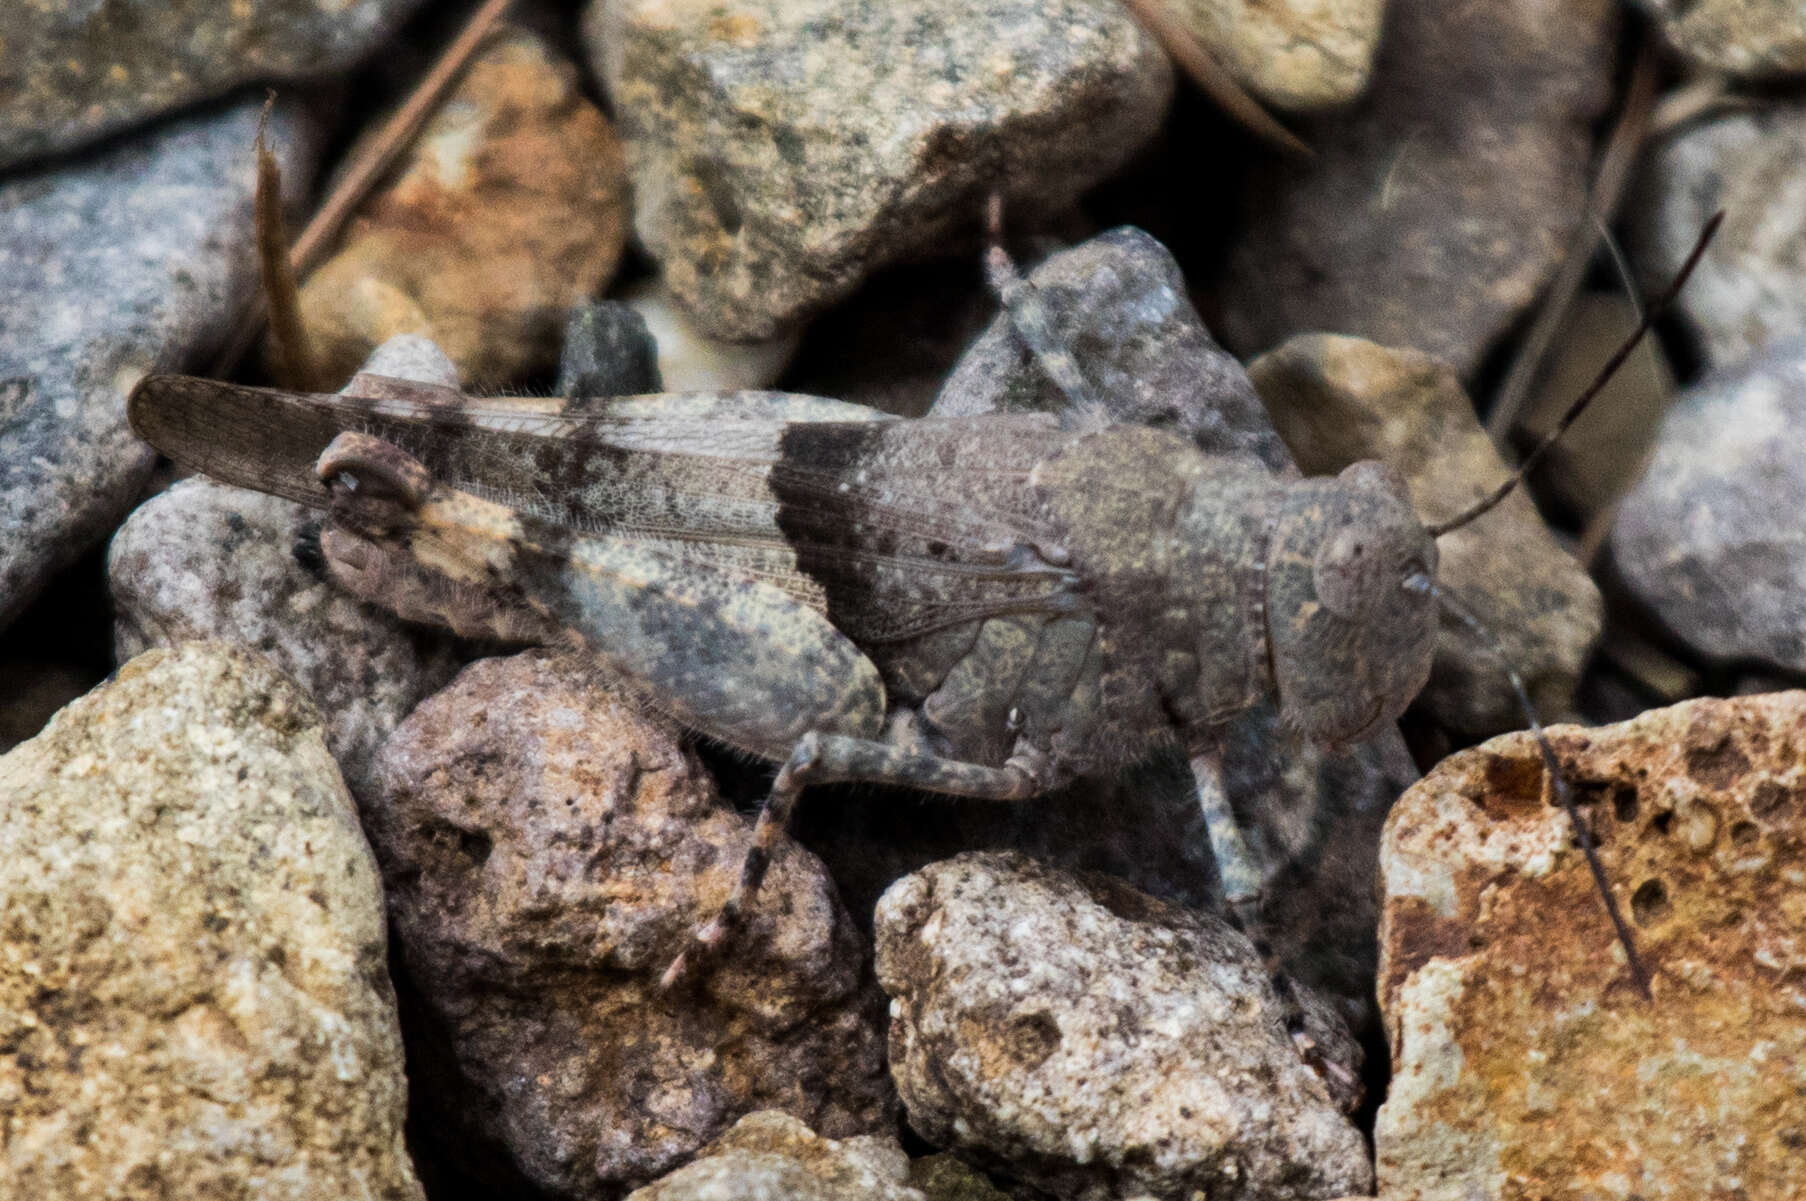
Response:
[875,852,1371,1201]
[0,642,422,1200]
[589,0,1172,340]
[1250,334,1603,738]
[1633,0,1806,77]
[0,98,320,631]
[1376,692,1806,1200]
[1611,336,1806,673]
[625,1111,920,1201]
[367,652,893,1198]
[1217,0,1617,376]
[0,0,422,168]
[1162,0,1386,111]
[1629,103,1806,370]
[298,26,629,386]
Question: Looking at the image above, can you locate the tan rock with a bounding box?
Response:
[1635,0,1806,77]
[627,1111,922,1201]
[1376,692,1806,1201]
[1163,0,1385,110]
[0,642,421,1200]
[297,26,629,386]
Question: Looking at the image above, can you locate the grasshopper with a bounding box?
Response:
[125,212,1720,1013]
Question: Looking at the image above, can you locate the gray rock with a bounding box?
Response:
[0,0,426,168]
[588,0,1172,341]
[369,652,894,1199]
[0,642,422,1200]
[0,97,321,632]
[1216,0,1618,376]
[559,301,663,398]
[1612,337,1806,672]
[1629,103,1806,371]
[875,852,1371,1201]
[626,1112,922,1201]
[1633,0,1806,77]
[1162,0,1386,110]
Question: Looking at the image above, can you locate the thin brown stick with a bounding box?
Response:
[255,95,322,393]
[1115,0,1313,158]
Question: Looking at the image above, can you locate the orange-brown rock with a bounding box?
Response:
[296,26,628,386]
[1376,692,1806,1201]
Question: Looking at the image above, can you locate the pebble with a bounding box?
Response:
[0,642,423,1200]
[558,301,663,398]
[0,0,422,168]
[1249,333,1603,738]
[1611,336,1806,673]
[589,0,1172,341]
[1216,0,1617,376]
[1376,692,1806,1200]
[0,98,320,631]
[875,852,1371,1201]
[367,652,894,1197]
[298,26,630,387]
[1633,0,1806,77]
[1628,102,1806,371]
[626,1112,922,1201]
[1161,0,1386,110]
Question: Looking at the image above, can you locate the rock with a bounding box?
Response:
[932,226,1290,472]
[626,1111,921,1201]
[1611,337,1806,673]
[297,26,629,386]
[1217,0,1617,376]
[875,852,1371,1201]
[0,98,321,632]
[0,0,422,168]
[1633,0,1806,77]
[1375,692,1806,1200]
[622,278,802,391]
[1161,0,1386,111]
[108,337,467,798]
[589,0,1172,341]
[907,1154,1012,1201]
[559,302,663,398]
[0,642,422,1199]
[1250,334,1603,738]
[368,652,893,1198]
[1628,103,1806,370]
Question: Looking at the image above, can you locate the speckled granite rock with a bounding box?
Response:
[1163,0,1385,110]
[298,27,629,387]
[626,1112,921,1201]
[0,0,423,168]
[876,852,1371,1201]
[109,337,467,797]
[0,642,422,1200]
[0,98,320,632]
[1376,693,1806,1201]
[1217,0,1617,376]
[368,652,893,1198]
[1629,103,1806,370]
[1612,337,1806,673]
[589,0,1172,340]
[1250,334,1603,737]
[1634,0,1806,77]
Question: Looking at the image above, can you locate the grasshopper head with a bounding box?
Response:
[1265,461,1438,746]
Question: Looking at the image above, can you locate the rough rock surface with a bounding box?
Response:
[1634,0,1806,77]
[875,852,1371,1201]
[368,652,893,1198]
[0,0,423,168]
[1630,103,1806,370]
[1612,337,1806,673]
[590,0,1172,340]
[1217,0,1617,376]
[0,98,320,632]
[626,1111,921,1201]
[1376,693,1806,1201]
[0,642,422,1200]
[1250,334,1603,737]
[1164,0,1386,110]
[559,302,663,398]
[298,27,629,387]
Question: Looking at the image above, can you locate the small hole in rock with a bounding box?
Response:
[1730,820,1760,846]
[1651,811,1673,835]
[458,829,493,866]
[1631,879,1671,925]
[1612,786,1639,823]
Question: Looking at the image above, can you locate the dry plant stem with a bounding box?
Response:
[1486,37,1662,443]
[209,0,517,379]
[256,98,322,393]
[1115,0,1312,158]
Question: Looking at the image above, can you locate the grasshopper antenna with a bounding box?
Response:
[1419,576,1653,998]
[982,193,1111,424]
[1426,210,1723,537]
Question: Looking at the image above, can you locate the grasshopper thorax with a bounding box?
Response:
[1264,460,1438,746]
